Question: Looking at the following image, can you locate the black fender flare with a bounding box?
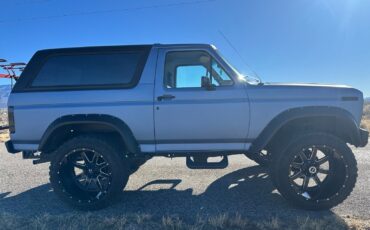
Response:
[249,106,362,153]
[39,114,140,153]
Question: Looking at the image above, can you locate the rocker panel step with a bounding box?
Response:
[186,156,228,169]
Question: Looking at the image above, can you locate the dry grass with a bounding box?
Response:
[361,119,370,132]
[0,212,369,230]
[0,109,7,126]
[0,132,8,142]
[361,102,370,131]
[363,102,370,119]
[0,109,9,142]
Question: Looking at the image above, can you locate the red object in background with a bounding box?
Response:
[0,60,26,81]
[0,73,11,78]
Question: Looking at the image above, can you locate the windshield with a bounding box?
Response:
[214,49,262,85]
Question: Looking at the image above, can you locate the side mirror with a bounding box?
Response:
[201,76,215,91]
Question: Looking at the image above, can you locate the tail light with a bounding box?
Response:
[8,106,15,133]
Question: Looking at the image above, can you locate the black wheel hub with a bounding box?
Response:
[84,163,101,178]
[307,165,317,175]
[288,146,337,200]
[300,159,319,176]
[57,148,113,203]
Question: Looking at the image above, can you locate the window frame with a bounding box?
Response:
[163,50,234,91]
[12,45,151,93]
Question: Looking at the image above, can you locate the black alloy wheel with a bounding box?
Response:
[60,148,112,202]
[271,133,357,210]
[50,135,129,210]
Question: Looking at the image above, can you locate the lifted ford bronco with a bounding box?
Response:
[5,44,368,210]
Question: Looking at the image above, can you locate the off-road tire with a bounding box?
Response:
[270,133,357,210]
[49,135,130,210]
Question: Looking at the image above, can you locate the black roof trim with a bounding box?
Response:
[36,44,153,54]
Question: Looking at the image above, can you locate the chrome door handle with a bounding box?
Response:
[157,94,175,101]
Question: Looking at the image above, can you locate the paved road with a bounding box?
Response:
[0,143,369,223]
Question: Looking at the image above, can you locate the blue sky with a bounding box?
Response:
[1,0,369,96]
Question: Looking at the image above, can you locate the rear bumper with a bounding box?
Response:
[5,140,20,154]
[359,128,369,147]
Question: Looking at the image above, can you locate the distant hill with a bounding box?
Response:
[365,98,370,103]
[0,85,11,108]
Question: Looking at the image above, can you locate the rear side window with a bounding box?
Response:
[32,52,142,87]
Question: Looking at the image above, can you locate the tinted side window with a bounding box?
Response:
[32,52,142,87]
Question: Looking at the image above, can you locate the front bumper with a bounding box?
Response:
[5,140,20,154]
[359,128,369,147]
